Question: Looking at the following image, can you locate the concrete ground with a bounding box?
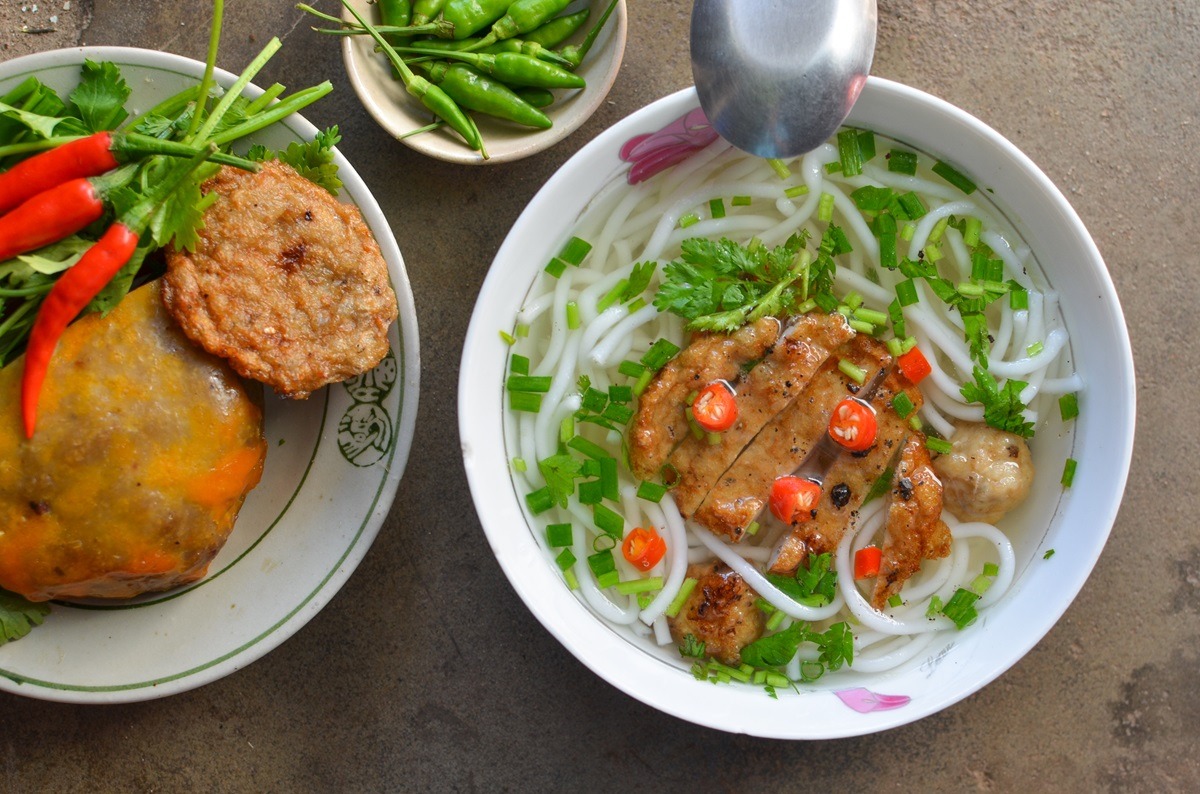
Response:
[0,0,1196,790]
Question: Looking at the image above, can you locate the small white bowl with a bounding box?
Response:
[459,83,1135,737]
[341,0,627,164]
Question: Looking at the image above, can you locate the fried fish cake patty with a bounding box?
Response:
[162,162,398,398]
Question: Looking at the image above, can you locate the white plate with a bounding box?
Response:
[0,47,420,703]
[341,0,627,164]
[460,84,1135,738]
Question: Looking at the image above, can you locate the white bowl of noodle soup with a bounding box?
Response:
[459,81,1134,738]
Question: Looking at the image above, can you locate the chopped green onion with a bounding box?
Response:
[927,215,950,244]
[1062,458,1077,487]
[1043,549,1056,560]
[838,358,867,385]
[596,570,619,589]
[559,416,573,446]
[587,548,616,577]
[499,329,517,346]
[766,608,787,632]
[599,457,619,501]
[848,319,876,335]
[895,279,919,307]
[845,291,864,311]
[784,184,810,199]
[593,503,624,537]
[616,577,664,596]
[592,533,616,552]
[679,212,700,228]
[909,415,923,432]
[824,161,842,175]
[618,360,646,379]
[512,457,527,473]
[546,523,573,547]
[897,191,926,219]
[892,391,916,419]
[732,194,752,206]
[887,594,903,608]
[969,574,993,595]
[879,232,897,270]
[941,587,980,629]
[900,221,916,241]
[886,337,904,357]
[664,577,699,618]
[567,435,607,460]
[577,479,602,505]
[1010,287,1029,310]
[515,323,530,338]
[767,158,791,179]
[818,192,835,222]
[956,281,984,298]
[566,300,581,330]
[641,338,682,370]
[926,437,953,455]
[1026,341,1044,357]
[854,307,889,326]
[745,520,760,536]
[626,296,646,313]
[926,595,944,618]
[857,129,876,161]
[706,431,722,446]
[924,242,943,262]
[887,149,918,175]
[837,128,864,176]
[1059,392,1080,421]
[580,386,607,413]
[602,402,634,424]
[962,216,982,247]
[765,672,790,688]
[555,547,576,571]
[608,384,633,404]
[709,198,726,219]
[525,486,554,514]
[562,566,579,590]
[983,562,999,577]
[633,368,654,396]
[510,354,530,375]
[932,160,978,194]
[509,392,543,413]
[596,279,629,313]
[636,481,669,502]
[506,375,552,393]
[559,236,592,265]
[544,257,568,278]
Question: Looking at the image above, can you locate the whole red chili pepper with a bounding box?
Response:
[0,169,133,262]
[20,222,139,438]
[20,145,216,438]
[0,132,117,215]
[0,131,257,216]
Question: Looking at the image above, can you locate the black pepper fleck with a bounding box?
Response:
[831,483,851,508]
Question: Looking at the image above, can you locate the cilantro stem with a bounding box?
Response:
[186,0,224,139]
[192,37,283,144]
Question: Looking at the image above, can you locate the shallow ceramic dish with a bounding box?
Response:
[459,82,1135,738]
[341,0,627,164]
[0,47,420,703]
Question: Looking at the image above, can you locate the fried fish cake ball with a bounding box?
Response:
[162,161,398,399]
[0,283,266,601]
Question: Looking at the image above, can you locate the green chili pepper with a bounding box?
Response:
[442,0,513,40]
[558,0,619,68]
[425,62,552,128]
[411,0,448,25]
[339,0,484,153]
[399,47,585,88]
[516,87,555,108]
[466,0,571,50]
[378,0,413,38]
[482,38,574,67]
[522,7,589,48]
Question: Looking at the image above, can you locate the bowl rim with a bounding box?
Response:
[0,45,421,703]
[459,80,1135,738]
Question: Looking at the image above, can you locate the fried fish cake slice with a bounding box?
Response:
[162,162,398,399]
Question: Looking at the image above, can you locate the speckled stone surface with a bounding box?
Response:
[0,0,1196,790]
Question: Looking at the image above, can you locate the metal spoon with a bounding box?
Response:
[690,0,878,158]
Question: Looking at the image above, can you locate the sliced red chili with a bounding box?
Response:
[854,546,882,579]
[769,476,822,524]
[621,526,667,571]
[691,380,738,433]
[829,397,878,452]
[897,347,932,384]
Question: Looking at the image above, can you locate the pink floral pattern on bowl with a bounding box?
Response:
[835,688,912,713]
[619,106,718,184]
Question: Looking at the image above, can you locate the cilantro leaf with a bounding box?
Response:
[679,633,706,659]
[0,589,50,645]
[248,126,343,195]
[741,623,807,668]
[653,233,812,331]
[765,552,838,607]
[0,100,87,139]
[538,454,584,508]
[70,59,130,132]
[960,366,1035,437]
